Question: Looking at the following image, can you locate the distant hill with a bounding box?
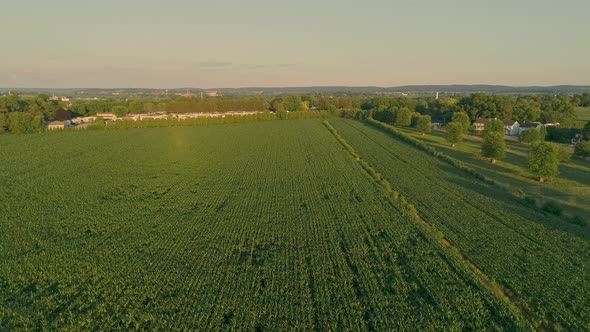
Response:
[2,85,590,96]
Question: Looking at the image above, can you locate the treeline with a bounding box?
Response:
[71,96,268,116]
[1,91,587,135]
[355,93,580,127]
[0,94,66,133]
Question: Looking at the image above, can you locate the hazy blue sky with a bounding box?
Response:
[1,0,588,88]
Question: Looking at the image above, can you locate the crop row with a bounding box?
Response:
[331,118,590,330]
[2,120,524,330]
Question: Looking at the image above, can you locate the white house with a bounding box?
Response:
[503,120,520,136]
[70,116,97,124]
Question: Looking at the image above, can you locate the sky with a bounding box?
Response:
[1,0,589,88]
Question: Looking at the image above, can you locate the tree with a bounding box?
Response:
[53,108,72,121]
[519,129,541,144]
[452,112,470,133]
[373,108,396,124]
[297,101,310,112]
[112,106,129,117]
[283,95,303,112]
[582,121,590,140]
[574,140,590,157]
[271,99,285,113]
[0,112,7,133]
[528,142,559,182]
[556,146,573,163]
[395,107,413,127]
[513,98,541,123]
[445,122,463,147]
[416,115,431,135]
[31,115,45,133]
[542,99,576,127]
[7,112,35,134]
[484,118,504,135]
[481,131,506,164]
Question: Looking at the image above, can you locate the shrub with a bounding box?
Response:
[519,129,541,144]
[556,146,573,163]
[541,201,563,216]
[574,141,590,157]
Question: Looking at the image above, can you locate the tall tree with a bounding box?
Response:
[416,115,431,135]
[445,122,463,147]
[484,118,504,135]
[528,142,559,182]
[513,98,541,123]
[53,108,72,121]
[481,132,506,164]
[283,95,303,112]
[395,107,413,127]
[519,129,542,144]
[0,112,7,133]
[452,112,471,133]
[582,121,590,140]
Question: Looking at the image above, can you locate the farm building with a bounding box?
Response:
[46,121,72,130]
[96,113,117,121]
[70,116,97,124]
[503,120,520,136]
[519,122,543,135]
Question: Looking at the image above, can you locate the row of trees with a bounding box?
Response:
[439,116,577,181]
[0,112,44,134]
[419,93,578,127]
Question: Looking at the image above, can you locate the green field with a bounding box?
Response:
[576,106,590,128]
[1,119,588,330]
[391,124,590,217]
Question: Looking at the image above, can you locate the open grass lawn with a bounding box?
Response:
[393,125,590,218]
[575,106,590,128]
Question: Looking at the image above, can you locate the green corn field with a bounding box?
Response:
[0,119,588,330]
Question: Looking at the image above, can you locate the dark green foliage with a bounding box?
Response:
[373,108,396,124]
[416,115,432,134]
[513,99,541,123]
[394,108,413,127]
[112,105,129,117]
[574,141,590,157]
[7,112,40,134]
[519,129,542,144]
[528,142,559,181]
[452,112,471,132]
[445,122,463,146]
[481,132,506,163]
[541,201,563,216]
[0,120,528,330]
[556,146,573,163]
[545,127,581,144]
[53,108,72,121]
[334,118,590,330]
[581,121,590,140]
[484,118,504,135]
[0,112,7,133]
